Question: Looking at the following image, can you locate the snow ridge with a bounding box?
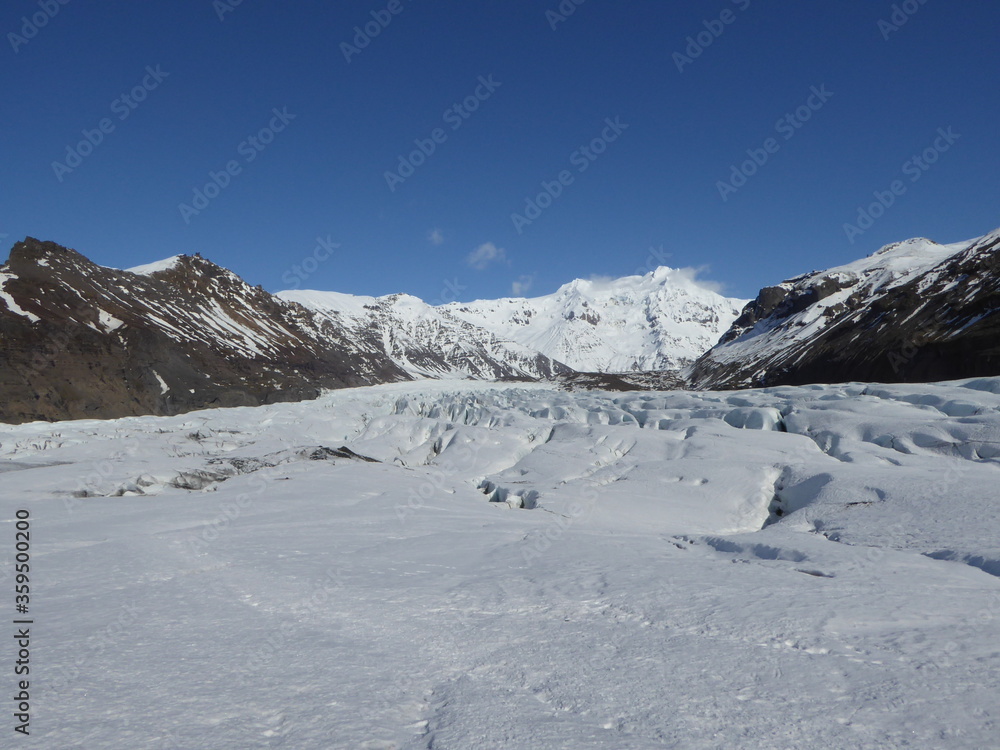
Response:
[280,289,572,380]
[282,266,746,378]
[444,267,747,372]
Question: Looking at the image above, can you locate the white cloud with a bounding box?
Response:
[466,242,507,270]
[674,266,725,294]
[575,265,727,295]
[511,275,534,296]
[428,228,444,246]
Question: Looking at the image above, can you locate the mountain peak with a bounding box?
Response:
[872,237,936,256]
[280,288,571,381]
[4,236,91,273]
[690,226,1000,388]
[443,267,747,372]
[646,265,676,282]
[0,239,409,423]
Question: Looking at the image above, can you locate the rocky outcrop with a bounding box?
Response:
[689,229,1000,389]
[0,238,410,424]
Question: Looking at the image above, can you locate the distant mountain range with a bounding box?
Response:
[281,266,744,378]
[1,227,998,423]
[440,267,745,373]
[277,289,572,382]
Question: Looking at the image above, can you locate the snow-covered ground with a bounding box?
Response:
[3,378,999,748]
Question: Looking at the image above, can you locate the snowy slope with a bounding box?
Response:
[691,229,1000,388]
[125,255,184,276]
[444,266,747,372]
[280,289,571,380]
[0,238,409,423]
[280,267,746,379]
[4,378,1000,747]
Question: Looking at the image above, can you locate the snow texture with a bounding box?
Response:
[281,290,567,381]
[2,378,999,748]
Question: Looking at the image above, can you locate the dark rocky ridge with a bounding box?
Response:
[0,238,410,424]
[690,229,1000,389]
[552,370,686,392]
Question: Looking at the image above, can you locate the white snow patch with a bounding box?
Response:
[126,256,183,276]
[0,272,39,322]
[152,370,169,394]
[98,309,124,331]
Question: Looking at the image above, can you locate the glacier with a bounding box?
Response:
[2,377,999,747]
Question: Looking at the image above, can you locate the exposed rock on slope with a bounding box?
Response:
[279,290,571,381]
[0,238,409,423]
[689,229,1000,389]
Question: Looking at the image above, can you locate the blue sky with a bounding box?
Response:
[3,1,999,302]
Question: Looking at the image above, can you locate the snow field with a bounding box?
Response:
[1,378,999,747]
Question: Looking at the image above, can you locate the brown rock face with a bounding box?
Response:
[0,238,410,424]
[690,230,1000,389]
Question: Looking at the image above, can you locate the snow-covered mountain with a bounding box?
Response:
[690,228,1000,389]
[0,238,408,423]
[443,267,747,373]
[0,239,743,423]
[278,290,571,381]
[9,225,997,425]
[280,267,745,381]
